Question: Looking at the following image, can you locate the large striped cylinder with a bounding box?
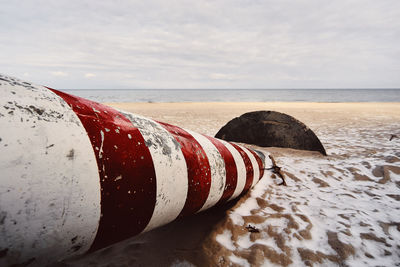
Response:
[0,74,266,266]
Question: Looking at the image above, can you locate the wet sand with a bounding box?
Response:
[57,102,400,267]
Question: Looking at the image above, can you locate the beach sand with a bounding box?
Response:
[56,102,400,267]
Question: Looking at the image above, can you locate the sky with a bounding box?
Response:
[1,0,399,89]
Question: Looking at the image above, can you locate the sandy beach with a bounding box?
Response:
[57,102,400,267]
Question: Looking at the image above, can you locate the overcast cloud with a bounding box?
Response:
[1,0,399,89]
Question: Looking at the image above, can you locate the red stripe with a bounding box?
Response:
[205,137,238,204]
[50,89,156,251]
[158,122,211,216]
[230,143,254,194]
[248,149,265,181]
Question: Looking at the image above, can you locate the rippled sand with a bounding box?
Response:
[57,102,400,267]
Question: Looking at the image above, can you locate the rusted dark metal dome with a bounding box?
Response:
[215,111,326,156]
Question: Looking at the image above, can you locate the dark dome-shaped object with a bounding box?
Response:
[215,111,326,155]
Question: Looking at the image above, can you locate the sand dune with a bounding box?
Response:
[56,102,400,267]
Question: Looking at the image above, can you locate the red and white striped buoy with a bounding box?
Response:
[0,74,267,266]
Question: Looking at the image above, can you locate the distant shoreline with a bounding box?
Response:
[59,88,400,103]
[104,102,400,138]
[104,101,400,104]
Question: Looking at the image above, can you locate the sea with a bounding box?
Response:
[61,89,400,103]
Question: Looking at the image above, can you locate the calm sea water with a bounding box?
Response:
[61,89,400,103]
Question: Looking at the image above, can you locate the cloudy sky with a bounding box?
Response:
[1,0,399,89]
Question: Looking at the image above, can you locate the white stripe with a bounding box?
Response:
[185,130,226,212]
[0,75,101,266]
[241,146,260,188]
[120,112,188,232]
[219,140,247,200]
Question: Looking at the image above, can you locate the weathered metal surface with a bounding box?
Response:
[0,74,266,266]
[215,110,327,155]
[157,122,212,217]
[0,75,101,266]
[120,112,188,233]
[50,89,158,252]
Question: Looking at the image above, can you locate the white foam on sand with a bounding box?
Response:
[212,113,400,266]
[216,230,235,250]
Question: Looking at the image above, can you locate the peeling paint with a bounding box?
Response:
[121,112,188,232]
[187,130,226,212]
[0,74,101,267]
[50,90,157,252]
[99,130,104,159]
[66,149,75,160]
[158,122,211,217]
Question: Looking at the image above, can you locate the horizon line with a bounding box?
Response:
[60,87,400,90]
